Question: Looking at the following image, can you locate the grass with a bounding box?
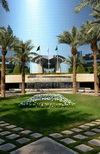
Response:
[0,93,100,135]
[0,93,100,154]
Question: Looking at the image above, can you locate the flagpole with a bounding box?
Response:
[57,48,58,71]
[55,46,58,72]
[36,46,41,65]
[39,47,41,68]
[48,47,49,72]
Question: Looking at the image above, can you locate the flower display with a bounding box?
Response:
[19,94,75,108]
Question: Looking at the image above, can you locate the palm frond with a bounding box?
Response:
[57,26,80,48]
[0,26,17,49]
[11,39,37,64]
[74,0,89,13]
[74,0,100,13]
[0,0,9,11]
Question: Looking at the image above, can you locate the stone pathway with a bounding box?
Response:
[0,119,100,153]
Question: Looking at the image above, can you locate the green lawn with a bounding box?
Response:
[0,94,100,135]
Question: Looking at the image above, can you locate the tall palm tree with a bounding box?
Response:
[57,26,81,94]
[90,4,100,38]
[80,21,100,96]
[0,0,9,11]
[0,26,17,97]
[74,0,100,37]
[10,40,38,95]
[74,0,100,13]
[91,4,100,22]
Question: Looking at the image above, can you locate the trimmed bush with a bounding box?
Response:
[87,66,94,73]
[13,65,21,74]
[6,69,13,74]
[98,65,100,78]
[24,68,30,74]
[68,67,73,73]
[76,64,85,73]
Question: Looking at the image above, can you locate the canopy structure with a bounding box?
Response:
[32,55,66,73]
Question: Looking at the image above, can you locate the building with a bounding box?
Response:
[83,53,100,67]
[4,73,99,91]
[32,55,66,73]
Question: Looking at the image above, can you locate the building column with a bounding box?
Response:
[56,61,61,73]
[19,83,22,88]
[38,60,43,73]
[77,82,80,88]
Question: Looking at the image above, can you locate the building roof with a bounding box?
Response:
[32,55,66,69]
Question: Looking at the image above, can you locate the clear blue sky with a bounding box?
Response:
[0,0,93,72]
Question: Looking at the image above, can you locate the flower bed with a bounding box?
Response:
[19,94,75,108]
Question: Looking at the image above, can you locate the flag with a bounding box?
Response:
[55,46,58,50]
[36,46,40,51]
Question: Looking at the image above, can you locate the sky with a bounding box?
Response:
[0,0,93,72]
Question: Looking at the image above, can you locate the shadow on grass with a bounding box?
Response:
[0,107,92,135]
[0,94,33,100]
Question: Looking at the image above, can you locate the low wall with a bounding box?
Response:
[5,74,94,83]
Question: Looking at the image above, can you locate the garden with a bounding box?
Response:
[0,93,100,135]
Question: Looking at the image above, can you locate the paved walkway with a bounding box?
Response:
[0,120,100,153]
[0,90,100,97]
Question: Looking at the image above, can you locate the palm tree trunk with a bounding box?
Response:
[1,48,7,97]
[71,46,77,94]
[91,41,99,96]
[21,58,25,95]
[93,50,99,96]
[72,54,77,94]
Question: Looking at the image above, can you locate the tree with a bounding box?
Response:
[75,0,100,38]
[87,66,94,73]
[65,55,86,68]
[74,0,100,13]
[57,26,81,94]
[0,26,17,97]
[0,0,9,11]
[80,21,100,96]
[10,40,38,95]
[90,4,100,38]
[91,3,100,23]
[13,65,21,74]
[76,64,86,73]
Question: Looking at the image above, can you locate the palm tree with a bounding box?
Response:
[10,40,38,95]
[0,0,9,11]
[91,4,100,22]
[80,21,100,96]
[90,4,100,38]
[57,26,81,94]
[74,0,100,13]
[74,0,100,36]
[65,55,86,68]
[0,26,17,97]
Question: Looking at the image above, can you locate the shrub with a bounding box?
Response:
[13,65,21,74]
[87,66,94,73]
[19,94,75,108]
[24,68,30,74]
[6,69,13,74]
[76,64,85,73]
[98,65,100,78]
[68,67,73,73]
